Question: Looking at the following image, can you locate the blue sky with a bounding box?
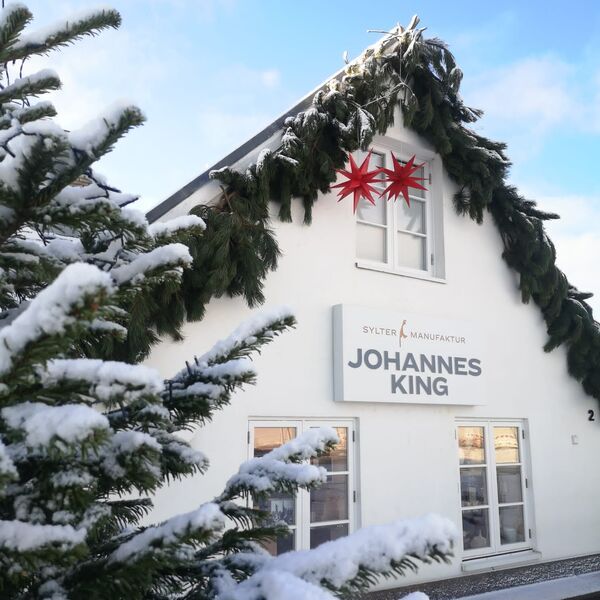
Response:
[22,0,600,310]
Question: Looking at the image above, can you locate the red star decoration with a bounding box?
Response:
[380,153,427,206]
[332,151,383,213]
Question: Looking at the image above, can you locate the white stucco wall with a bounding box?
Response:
[145,115,600,588]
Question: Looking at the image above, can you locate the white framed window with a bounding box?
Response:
[355,145,444,281]
[456,420,533,559]
[249,419,356,555]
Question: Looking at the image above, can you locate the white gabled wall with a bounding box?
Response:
[146,114,600,588]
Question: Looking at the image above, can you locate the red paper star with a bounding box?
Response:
[332,151,383,213]
[380,153,427,206]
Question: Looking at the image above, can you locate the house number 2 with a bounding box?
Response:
[588,410,595,421]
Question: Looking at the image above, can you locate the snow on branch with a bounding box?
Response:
[39,358,164,402]
[4,6,121,62]
[0,438,17,478]
[111,243,192,285]
[68,101,144,158]
[219,570,337,600]
[0,68,61,104]
[0,263,113,376]
[148,214,206,238]
[2,402,109,447]
[199,358,255,381]
[223,515,456,599]
[261,427,338,463]
[109,502,225,564]
[222,428,338,499]
[196,305,295,365]
[0,519,86,552]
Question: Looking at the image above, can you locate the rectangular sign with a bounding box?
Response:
[333,304,485,405]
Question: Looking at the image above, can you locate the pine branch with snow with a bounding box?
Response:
[0,2,208,362]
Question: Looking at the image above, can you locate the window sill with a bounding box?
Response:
[355,260,446,284]
[461,550,542,573]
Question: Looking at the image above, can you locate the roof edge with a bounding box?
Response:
[145,32,395,223]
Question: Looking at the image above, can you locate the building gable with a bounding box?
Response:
[147,17,600,409]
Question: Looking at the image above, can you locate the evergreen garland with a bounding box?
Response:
[183,16,600,405]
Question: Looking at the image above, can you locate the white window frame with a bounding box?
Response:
[354,139,445,283]
[248,418,357,552]
[456,419,534,560]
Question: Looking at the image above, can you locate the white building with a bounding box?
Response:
[145,39,600,597]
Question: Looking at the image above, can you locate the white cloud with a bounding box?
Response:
[462,56,580,159]
[468,57,575,132]
[260,69,281,89]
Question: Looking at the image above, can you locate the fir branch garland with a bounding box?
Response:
[184,17,600,405]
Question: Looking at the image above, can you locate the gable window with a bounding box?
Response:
[457,420,533,558]
[249,419,356,555]
[355,147,444,280]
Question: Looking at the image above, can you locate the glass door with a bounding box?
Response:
[457,421,532,558]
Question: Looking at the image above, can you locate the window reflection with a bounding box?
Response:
[310,474,348,523]
[500,506,525,545]
[312,427,348,471]
[462,509,490,550]
[458,426,486,465]
[494,427,520,464]
[263,530,295,556]
[497,466,523,504]
[254,427,296,458]
[310,523,348,549]
[257,493,296,526]
[460,467,487,507]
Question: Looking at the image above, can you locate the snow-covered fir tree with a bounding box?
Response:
[0,5,456,599]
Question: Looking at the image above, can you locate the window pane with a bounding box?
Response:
[397,232,425,270]
[257,493,296,526]
[409,164,426,199]
[497,466,523,504]
[495,427,520,463]
[460,467,487,507]
[462,509,490,551]
[499,505,525,545]
[312,427,348,472]
[310,474,348,523]
[263,530,295,556]
[397,199,425,234]
[254,427,296,458]
[310,523,348,549]
[458,427,486,465]
[357,197,386,225]
[356,150,384,183]
[357,223,386,262]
